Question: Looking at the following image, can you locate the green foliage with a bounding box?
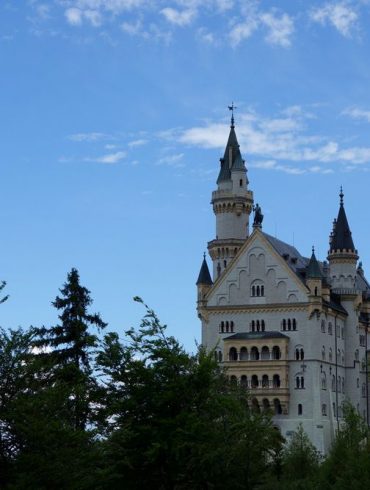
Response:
[0,281,9,304]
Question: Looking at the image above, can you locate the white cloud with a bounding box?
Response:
[65,7,83,25]
[83,9,102,26]
[157,153,185,166]
[121,19,146,36]
[128,138,148,147]
[69,132,108,141]
[94,151,126,163]
[160,7,196,26]
[260,11,294,47]
[342,107,370,122]
[310,2,358,37]
[229,17,258,47]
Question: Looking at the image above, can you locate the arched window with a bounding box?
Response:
[272,346,281,360]
[332,375,336,391]
[241,375,248,388]
[251,280,264,297]
[296,377,300,389]
[230,375,238,386]
[337,376,341,393]
[251,398,260,413]
[251,286,256,297]
[342,350,345,365]
[239,178,243,187]
[261,320,265,332]
[220,321,224,333]
[250,346,259,361]
[329,348,333,362]
[261,346,270,360]
[256,285,260,297]
[328,322,333,335]
[288,319,292,331]
[298,404,303,416]
[333,402,336,417]
[322,346,326,360]
[321,372,327,390]
[322,404,327,416]
[295,349,300,361]
[262,398,270,412]
[282,319,287,331]
[321,320,326,332]
[218,351,223,362]
[293,318,297,331]
[251,320,255,332]
[300,376,304,389]
[229,347,238,361]
[300,348,304,360]
[262,374,269,388]
[274,398,282,415]
[230,321,234,333]
[225,321,229,333]
[240,347,248,361]
[261,285,265,296]
[256,320,260,332]
[251,375,259,388]
[337,349,341,363]
[273,374,280,388]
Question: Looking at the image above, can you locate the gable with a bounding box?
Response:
[206,230,309,307]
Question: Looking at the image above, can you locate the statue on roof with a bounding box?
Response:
[253,203,263,228]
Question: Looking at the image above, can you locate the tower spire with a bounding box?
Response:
[329,187,355,253]
[228,102,237,128]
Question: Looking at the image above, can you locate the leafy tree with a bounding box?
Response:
[0,328,34,488]
[95,298,282,490]
[319,401,370,490]
[0,280,9,304]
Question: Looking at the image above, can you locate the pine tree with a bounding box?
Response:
[34,268,106,430]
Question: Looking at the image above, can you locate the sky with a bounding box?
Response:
[1,0,370,351]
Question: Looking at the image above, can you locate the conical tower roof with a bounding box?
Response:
[217,117,245,184]
[196,254,213,285]
[306,247,323,279]
[330,188,355,252]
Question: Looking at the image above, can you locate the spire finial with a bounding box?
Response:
[339,186,344,206]
[228,102,237,128]
[203,251,206,260]
[312,245,315,254]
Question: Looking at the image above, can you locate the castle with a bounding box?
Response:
[196,111,370,453]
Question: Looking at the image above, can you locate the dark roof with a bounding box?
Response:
[217,124,245,183]
[224,331,289,341]
[322,293,348,315]
[263,233,309,280]
[306,249,323,279]
[330,192,355,252]
[196,256,213,286]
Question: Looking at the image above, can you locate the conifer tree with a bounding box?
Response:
[34,268,106,430]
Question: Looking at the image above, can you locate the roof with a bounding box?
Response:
[323,294,348,316]
[196,256,213,286]
[224,331,289,341]
[217,124,245,183]
[263,232,309,278]
[330,191,355,252]
[306,249,323,279]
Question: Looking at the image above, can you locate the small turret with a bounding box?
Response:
[306,247,323,298]
[196,253,213,306]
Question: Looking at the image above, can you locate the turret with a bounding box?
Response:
[306,247,323,300]
[328,188,358,291]
[207,108,254,278]
[196,253,213,309]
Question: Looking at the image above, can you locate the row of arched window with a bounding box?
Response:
[321,320,344,338]
[360,335,366,346]
[250,320,265,332]
[295,348,304,360]
[247,397,283,415]
[323,374,345,393]
[230,374,281,389]
[295,376,305,389]
[322,346,345,364]
[281,319,297,331]
[228,345,281,361]
[219,321,234,333]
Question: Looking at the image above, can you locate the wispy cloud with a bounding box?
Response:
[310,2,358,37]
[128,138,148,147]
[157,153,185,166]
[260,11,294,47]
[91,151,126,164]
[69,132,109,142]
[342,106,370,123]
[160,7,196,26]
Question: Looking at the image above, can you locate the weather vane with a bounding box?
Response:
[228,102,237,127]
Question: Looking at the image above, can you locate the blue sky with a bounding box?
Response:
[1,0,370,351]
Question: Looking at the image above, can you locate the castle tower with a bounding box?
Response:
[327,188,358,291]
[207,112,253,279]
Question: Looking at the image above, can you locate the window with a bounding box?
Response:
[251,320,255,332]
[250,346,259,361]
[321,320,326,333]
[262,374,269,388]
[239,179,243,187]
[355,350,359,362]
[337,376,341,393]
[329,348,333,362]
[301,376,304,388]
[251,280,265,297]
[321,372,327,390]
[273,374,280,388]
[300,349,304,360]
[288,319,291,331]
[293,319,297,331]
[220,321,224,333]
[261,320,265,332]
[295,347,304,360]
[296,376,304,389]
[322,404,327,416]
[333,403,336,417]
[229,347,238,361]
[328,322,333,335]
[251,375,259,388]
[298,404,303,416]
[332,375,336,392]
[241,375,248,388]
[272,346,281,360]
[362,383,366,397]
[282,319,287,331]
[322,346,326,360]
[240,347,248,361]
[218,351,222,362]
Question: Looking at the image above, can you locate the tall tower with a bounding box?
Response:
[328,188,358,291]
[207,110,253,279]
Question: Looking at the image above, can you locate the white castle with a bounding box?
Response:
[196,112,370,453]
